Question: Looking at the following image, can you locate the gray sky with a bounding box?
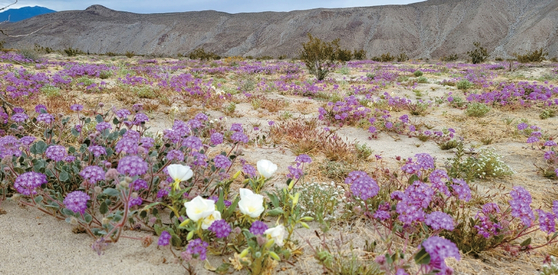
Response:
[3,0,424,14]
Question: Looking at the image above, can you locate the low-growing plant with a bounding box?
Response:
[456,79,473,90]
[417,76,428,83]
[465,102,490,117]
[397,52,409,62]
[414,70,423,77]
[515,48,548,63]
[188,47,221,61]
[441,54,458,62]
[64,47,84,57]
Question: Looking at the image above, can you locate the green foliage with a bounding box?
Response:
[467,42,489,64]
[300,33,340,80]
[19,47,41,61]
[540,256,558,275]
[125,51,135,58]
[133,86,157,99]
[441,54,458,62]
[352,49,367,60]
[417,76,428,83]
[446,143,513,182]
[396,53,409,62]
[295,182,343,225]
[515,48,548,63]
[371,53,395,62]
[188,47,221,61]
[33,43,53,54]
[413,70,423,77]
[540,109,556,120]
[456,79,473,90]
[64,47,84,57]
[465,102,490,117]
[355,142,373,160]
[319,160,352,182]
[224,102,236,115]
[336,48,353,62]
[40,85,61,98]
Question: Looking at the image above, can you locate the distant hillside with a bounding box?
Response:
[0,6,55,22]
[2,0,557,59]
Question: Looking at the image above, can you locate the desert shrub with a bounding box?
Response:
[515,48,548,63]
[441,54,458,62]
[40,85,61,98]
[300,33,340,80]
[336,48,353,62]
[540,109,556,120]
[19,47,41,61]
[352,49,367,60]
[456,79,473,90]
[413,70,423,77]
[125,51,135,58]
[371,53,395,62]
[99,70,113,79]
[465,102,490,117]
[397,53,409,62]
[417,76,428,83]
[188,47,221,61]
[64,47,84,57]
[295,182,344,225]
[133,86,157,99]
[446,142,513,181]
[467,42,489,64]
[34,43,54,54]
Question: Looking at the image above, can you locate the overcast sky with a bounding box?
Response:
[3,0,425,14]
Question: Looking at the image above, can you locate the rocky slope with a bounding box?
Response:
[2,0,557,59]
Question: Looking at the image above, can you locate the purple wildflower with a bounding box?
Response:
[128,197,143,207]
[19,136,36,147]
[133,113,149,124]
[527,136,539,143]
[117,156,148,177]
[420,236,460,275]
[230,132,249,143]
[166,150,184,161]
[35,104,47,113]
[208,219,231,238]
[345,171,379,200]
[0,136,22,158]
[36,113,54,124]
[11,113,28,123]
[482,202,500,214]
[115,109,131,119]
[158,231,171,246]
[157,187,170,198]
[88,145,107,157]
[425,211,455,231]
[230,123,243,132]
[553,201,558,217]
[537,210,556,234]
[194,113,208,121]
[249,221,268,235]
[95,122,112,132]
[14,172,47,196]
[63,191,90,214]
[210,132,223,145]
[182,136,203,150]
[295,154,312,163]
[213,154,231,169]
[186,239,208,260]
[115,138,138,155]
[545,140,557,147]
[45,145,67,162]
[140,137,154,149]
[242,163,257,178]
[188,119,202,129]
[79,166,106,184]
[373,202,391,221]
[70,104,84,112]
[132,179,148,190]
[451,179,471,202]
[429,169,450,196]
[509,186,535,226]
[517,123,528,131]
[124,130,141,141]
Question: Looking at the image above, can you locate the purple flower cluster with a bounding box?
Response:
[509,186,535,226]
[79,166,106,184]
[213,154,231,169]
[115,138,138,155]
[0,136,22,158]
[166,150,184,161]
[425,211,455,231]
[95,122,112,132]
[132,179,148,190]
[249,221,268,235]
[185,239,208,260]
[45,145,67,162]
[429,169,450,196]
[537,210,556,234]
[140,137,154,149]
[88,145,107,157]
[115,109,131,119]
[450,179,471,202]
[63,191,90,214]
[158,231,171,246]
[373,202,391,220]
[420,236,460,274]
[70,104,83,112]
[230,132,249,143]
[182,136,203,150]
[11,113,28,123]
[396,181,434,224]
[208,219,231,238]
[346,171,379,200]
[14,172,48,196]
[210,132,223,145]
[117,156,148,176]
[128,197,143,207]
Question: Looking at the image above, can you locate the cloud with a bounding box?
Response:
[6,0,424,14]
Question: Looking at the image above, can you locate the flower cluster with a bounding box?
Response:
[345,171,379,201]
[63,191,90,214]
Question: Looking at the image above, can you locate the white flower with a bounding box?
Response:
[257,159,277,178]
[238,188,265,218]
[184,196,215,222]
[201,210,221,229]
[264,224,285,247]
[167,164,193,190]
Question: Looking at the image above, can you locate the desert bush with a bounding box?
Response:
[125,51,135,58]
[540,109,556,120]
[352,49,367,60]
[64,47,84,57]
[34,43,54,54]
[397,53,409,62]
[188,47,221,61]
[371,53,395,62]
[441,54,458,62]
[417,76,428,83]
[467,42,489,64]
[300,33,340,80]
[336,48,353,62]
[456,79,473,90]
[413,70,423,77]
[19,47,41,61]
[465,102,490,117]
[515,48,548,63]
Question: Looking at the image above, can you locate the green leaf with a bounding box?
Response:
[414,248,431,265]
[84,213,93,223]
[266,207,284,216]
[71,128,80,137]
[99,201,108,215]
[34,195,43,204]
[408,174,420,185]
[61,208,74,216]
[225,195,240,218]
[215,263,232,275]
[103,188,120,197]
[113,117,119,125]
[59,170,69,182]
[520,237,532,247]
[95,114,104,123]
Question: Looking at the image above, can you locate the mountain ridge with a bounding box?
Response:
[0,6,55,22]
[2,0,557,59]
